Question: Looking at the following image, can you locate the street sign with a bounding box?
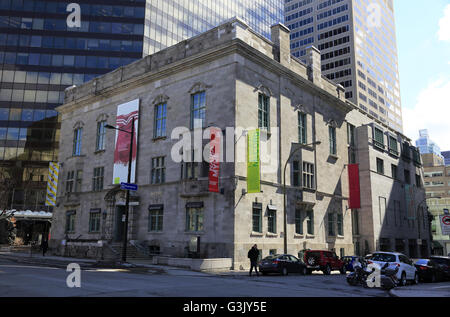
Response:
[120,182,138,191]
[440,215,450,235]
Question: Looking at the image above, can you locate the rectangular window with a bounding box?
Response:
[181,150,208,180]
[373,127,385,149]
[328,212,336,236]
[292,161,301,187]
[268,209,277,233]
[154,103,167,138]
[306,210,314,235]
[89,210,101,233]
[73,128,82,156]
[388,135,398,156]
[66,171,74,193]
[404,170,411,184]
[66,211,76,233]
[337,213,344,236]
[151,157,165,184]
[391,164,398,180]
[92,167,104,192]
[75,170,83,192]
[347,123,355,146]
[295,209,303,235]
[186,207,204,232]
[191,92,206,129]
[415,174,422,188]
[352,210,360,235]
[302,162,315,189]
[252,203,262,233]
[329,126,337,155]
[376,158,384,174]
[298,112,307,144]
[258,93,270,131]
[148,207,164,232]
[96,121,106,151]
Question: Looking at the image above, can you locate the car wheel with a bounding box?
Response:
[413,273,419,285]
[323,265,331,275]
[281,267,288,276]
[400,272,407,287]
[306,256,318,266]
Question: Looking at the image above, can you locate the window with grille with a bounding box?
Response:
[148,207,164,232]
[92,167,104,192]
[258,93,270,131]
[89,210,101,233]
[151,157,165,184]
[191,92,206,129]
[154,103,167,138]
[186,207,204,232]
[252,203,262,233]
[302,162,315,189]
[373,127,385,149]
[298,112,307,144]
[388,135,398,156]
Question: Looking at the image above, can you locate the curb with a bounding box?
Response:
[388,289,399,297]
[0,254,96,269]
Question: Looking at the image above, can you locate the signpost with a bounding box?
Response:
[120,182,138,191]
[440,215,450,235]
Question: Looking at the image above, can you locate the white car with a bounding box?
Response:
[368,252,419,286]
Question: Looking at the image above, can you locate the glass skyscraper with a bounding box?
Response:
[0,0,146,211]
[416,129,443,158]
[286,0,403,132]
[0,0,283,212]
[145,0,284,54]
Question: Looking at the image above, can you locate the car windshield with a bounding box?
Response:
[415,259,428,265]
[371,253,397,262]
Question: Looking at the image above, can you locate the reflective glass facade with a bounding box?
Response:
[0,0,145,211]
[145,0,284,54]
[285,0,403,132]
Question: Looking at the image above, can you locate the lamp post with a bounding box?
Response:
[283,141,321,254]
[105,118,134,263]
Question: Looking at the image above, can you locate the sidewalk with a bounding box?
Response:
[0,251,98,268]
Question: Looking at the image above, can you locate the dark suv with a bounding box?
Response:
[303,250,346,275]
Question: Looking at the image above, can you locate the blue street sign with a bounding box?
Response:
[120,182,138,191]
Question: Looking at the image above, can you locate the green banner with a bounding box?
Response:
[247,129,261,193]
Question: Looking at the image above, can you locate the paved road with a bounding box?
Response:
[0,257,389,297]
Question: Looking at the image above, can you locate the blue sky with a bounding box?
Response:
[394,0,450,150]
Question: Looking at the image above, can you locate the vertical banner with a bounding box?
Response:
[348,164,361,209]
[113,99,139,185]
[247,129,261,194]
[405,184,415,220]
[208,128,221,193]
[45,162,60,206]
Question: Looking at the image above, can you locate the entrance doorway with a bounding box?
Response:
[114,206,126,242]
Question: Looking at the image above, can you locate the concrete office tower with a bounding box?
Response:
[285,0,403,132]
[144,0,284,54]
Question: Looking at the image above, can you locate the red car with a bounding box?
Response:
[303,250,346,275]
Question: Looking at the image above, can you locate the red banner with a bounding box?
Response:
[208,128,221,193]
[348,164,361,209]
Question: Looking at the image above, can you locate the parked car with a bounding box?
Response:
[414,259,446,283]
[342,256,364,272]
[429,256,450,280]
[303,250,346,275]
[368,252,418,286]
[259,254,308,276]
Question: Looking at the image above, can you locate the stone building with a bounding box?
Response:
[49,18,428,269]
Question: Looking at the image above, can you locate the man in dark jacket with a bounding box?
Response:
[248,244,260,276]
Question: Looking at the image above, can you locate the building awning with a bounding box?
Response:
[432,241,444,249]
[3,210,52,220]
[267,205,277,211]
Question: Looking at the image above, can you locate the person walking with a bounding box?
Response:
[41,239,48,257]
[248,244,260,277]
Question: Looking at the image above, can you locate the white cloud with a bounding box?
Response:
[438,4,450,41]
[403,78,450,151]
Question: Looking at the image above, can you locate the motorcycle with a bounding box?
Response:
[346,258,371,287]
[379,262,399,290]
